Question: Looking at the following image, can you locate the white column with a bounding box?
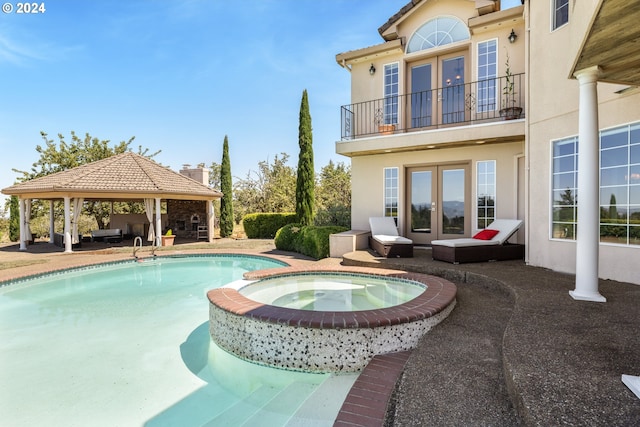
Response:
[64,196,72,253]
[49,200,55,244]
[570,66,605,302]
[155,198,162,246]
[18,198,26,251]
[207,200,215,242]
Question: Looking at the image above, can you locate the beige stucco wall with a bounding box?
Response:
[350,1,525,105]
[350,140,523,237]
[339,0,640,284]
[526,0,640,283]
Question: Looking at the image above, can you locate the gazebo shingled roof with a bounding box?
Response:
[1,152,222,200]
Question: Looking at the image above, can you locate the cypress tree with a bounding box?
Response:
[9,195,20,242]
[219,135,234,237]
[295,89,315,226]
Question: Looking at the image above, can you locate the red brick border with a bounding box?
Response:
[207,265,457,329]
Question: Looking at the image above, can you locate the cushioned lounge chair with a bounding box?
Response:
[431,219,524,264]
[368,217,413,258]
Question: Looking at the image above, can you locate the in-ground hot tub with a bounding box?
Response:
[207,266,457,373]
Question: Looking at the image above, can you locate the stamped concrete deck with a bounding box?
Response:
[1,240,639,426]
[342,247,640,426]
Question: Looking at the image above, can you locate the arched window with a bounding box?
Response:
[407,16,470,54]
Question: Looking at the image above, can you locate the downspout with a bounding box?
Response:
[524,0,531,265]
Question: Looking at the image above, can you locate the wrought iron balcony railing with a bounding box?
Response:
[340,73,525,140]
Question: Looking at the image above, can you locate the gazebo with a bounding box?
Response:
[1,152,222,252]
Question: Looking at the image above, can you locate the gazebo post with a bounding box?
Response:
[155,198,161,247]
[63,196,72,253]
[207,200,215,242]
[49,200,55,244]
[18,197,26,251]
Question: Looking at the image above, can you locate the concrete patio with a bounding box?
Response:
[1,240,639,425]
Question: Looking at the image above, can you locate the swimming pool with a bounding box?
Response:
[0,255,358,427]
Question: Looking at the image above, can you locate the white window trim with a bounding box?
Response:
[551,0,569,32]
[383,62,400,125]
[383,166,399,220]
[476,38,499,113]
[476,160,497,230]
[549,121,640,247]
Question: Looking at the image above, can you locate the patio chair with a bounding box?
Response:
[368,217,414,258]
[431,219,524,264]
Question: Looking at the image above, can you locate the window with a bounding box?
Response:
[551,123,640,246]
[552,0,569,30]
[407,16,470,54]
[384,167,399,219]
[383,63,399,125]
[477,39,498,113]
[477,160,496,229]
[551,136,578,240]
[600,124,640,245]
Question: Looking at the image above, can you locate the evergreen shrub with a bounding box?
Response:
[243,212,297,239]
[275,223,347,259]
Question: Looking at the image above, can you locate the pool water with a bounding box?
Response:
[0,255,357,427]
[239,273,425,311]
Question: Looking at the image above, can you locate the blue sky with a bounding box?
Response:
[0,0,408,202]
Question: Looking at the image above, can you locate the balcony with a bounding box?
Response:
[340,73,525,141]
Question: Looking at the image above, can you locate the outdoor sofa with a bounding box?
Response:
[431,219,524,264]
[90,228,123,243]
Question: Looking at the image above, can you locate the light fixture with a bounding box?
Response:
[508,29,517,43]
[369,64,376,75]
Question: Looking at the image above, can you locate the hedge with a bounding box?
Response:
[275,223,347,259]
[242,213,297,239]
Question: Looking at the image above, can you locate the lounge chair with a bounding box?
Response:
[368,217,414,258]
[431,219,524,264]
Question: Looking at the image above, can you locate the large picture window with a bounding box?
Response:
[477,160,496,229]
[384,167,399,219]
[551,123,640,246]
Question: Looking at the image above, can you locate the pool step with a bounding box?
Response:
[204,381,314,427]
[203,372,359,426]
[240,381,319,426]
[285,373,359,427]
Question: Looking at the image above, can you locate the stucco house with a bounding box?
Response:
[335,0,640,295]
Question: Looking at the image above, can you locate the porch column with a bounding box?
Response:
[64,196,72,253]
[155,198,162,247]
[207,200,215,242]
[18,198,26,251]
[570,66,605,302]
[49,200,55,244]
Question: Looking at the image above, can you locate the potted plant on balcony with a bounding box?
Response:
[374,108,396,134]
[500,53,523,120]
[161,229,175,246]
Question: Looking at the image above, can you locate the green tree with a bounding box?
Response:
[9,196,19,242]
[609,193,618,220]
[219,136,234,237]
[12,131,159,230]
[315,161,351,227]
[295,89,315,226]
[233,153,296,219]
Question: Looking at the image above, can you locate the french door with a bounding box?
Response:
[408,52,467,129]
[406,164,470,245]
